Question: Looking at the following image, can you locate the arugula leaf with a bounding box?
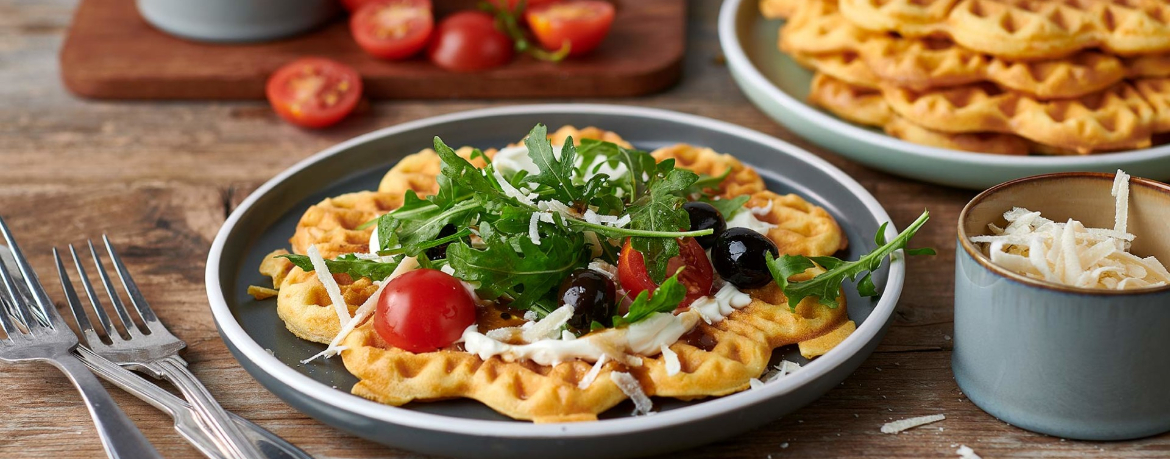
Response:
[524,124,582,203]
[765,210,934,309]
[700,195,750,220]
[627,168,699,282]
[277,253,401,282]
[688,168,731,196]
[447,231,587,313]
[612,271,686,327]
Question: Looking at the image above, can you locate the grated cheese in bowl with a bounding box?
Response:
[970,171,1170,290]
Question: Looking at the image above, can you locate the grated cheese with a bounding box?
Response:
[578,355,608,389]
[956,445,981,459]
[749,378,764,390]
[749,200,774,216]
[307,245,351,323]
[494,168,536,207]
[528,212,543,245]
[610,372,654,416]
[521,304,573,343]
[301,256,420,364]
[660,344,681,376]
[880,414,946,434]
[971,171,1169,290]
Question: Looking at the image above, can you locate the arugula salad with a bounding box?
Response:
[278,124,932,356]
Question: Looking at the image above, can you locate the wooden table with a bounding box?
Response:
[1,1,1167,457]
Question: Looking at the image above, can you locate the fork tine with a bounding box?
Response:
[103,235,159,325]
[87,239,141,335]
[55,247,100,346]
[0,216,60,328]
[0,282,20,339]
[0,241,38,332]
[69,244,121,341]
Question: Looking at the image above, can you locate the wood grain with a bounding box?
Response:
[59,0,684,100]
[2,0,1168,457]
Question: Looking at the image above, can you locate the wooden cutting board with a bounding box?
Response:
[59,0,685,100]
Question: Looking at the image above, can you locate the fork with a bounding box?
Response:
[55,236,262,459]
[0,217,162,459]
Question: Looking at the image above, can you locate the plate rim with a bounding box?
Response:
[716,0,1170,167]
[205,103,906,438]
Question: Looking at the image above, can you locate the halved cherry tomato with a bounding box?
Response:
[350,0,433,60]
[342,0,431,13]
[618,238,714,308]
[487,0,557,12]
[375,269,476,353]
[265,57,362,129]
[428,11,514,72]
[525,1,615,57]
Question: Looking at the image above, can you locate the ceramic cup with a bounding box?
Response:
[136,0,339,43]
[953,172,1170,441]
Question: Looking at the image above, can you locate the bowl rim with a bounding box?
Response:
[716,0,1170,167]
[957,171,1170,296]
[204,103,907,438]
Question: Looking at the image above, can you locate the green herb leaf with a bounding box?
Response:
[277,253,401,282]
[524,124,582,203]
[627,168,699,282]
[766,210,933,309]
[688,168,731,196]
[612,270,686,327]
[446,231,586,313]
[700,195,750,220]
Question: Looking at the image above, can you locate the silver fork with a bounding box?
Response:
[56,236,262,459]
[0,217,162,459]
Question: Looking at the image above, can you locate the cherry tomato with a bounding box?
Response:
[428,11,514,72]
[525,1,615,57]
[350,0,433,60]
[374,269,476,353]
[487,0,557,12]
[265,57,362,129]
[342,0,431,13]
[618,238,714,308]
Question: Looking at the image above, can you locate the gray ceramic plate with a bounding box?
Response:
[718,0,1170,190]
[205,105,906,459]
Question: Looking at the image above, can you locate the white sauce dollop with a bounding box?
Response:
[726,210,777,235]
[691,283,753,324]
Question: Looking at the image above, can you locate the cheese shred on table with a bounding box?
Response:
[880,414,946,434]
[970,170,1170,290]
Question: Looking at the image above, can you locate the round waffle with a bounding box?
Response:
[261,127,853,422]
[838,0,1170,60]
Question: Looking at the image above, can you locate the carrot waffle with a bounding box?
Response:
[781,0,1170,99]
[257,126,881,422]
[837,0,1170,60]
[808,73,1035,155]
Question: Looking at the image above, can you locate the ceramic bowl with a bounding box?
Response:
[954,172,1170,440]
[136,0,338,43]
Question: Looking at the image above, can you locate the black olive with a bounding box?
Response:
[557,269,617,330]
[684,201,726,249]
[425,224,459,261]
[712,227,779,289]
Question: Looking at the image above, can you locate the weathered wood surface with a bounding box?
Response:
[1,0,1167,457]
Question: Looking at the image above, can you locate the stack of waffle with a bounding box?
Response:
[761,0,1170,155]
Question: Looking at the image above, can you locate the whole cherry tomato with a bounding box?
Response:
[265,57,362,129]
[374,269,477,353]
[350,0,434,60]
[525,1,615,57]
[618,238,714,308]
[428,11,514,72]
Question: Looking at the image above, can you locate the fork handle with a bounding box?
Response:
[51,353,165,459]
[152,356,263,459]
